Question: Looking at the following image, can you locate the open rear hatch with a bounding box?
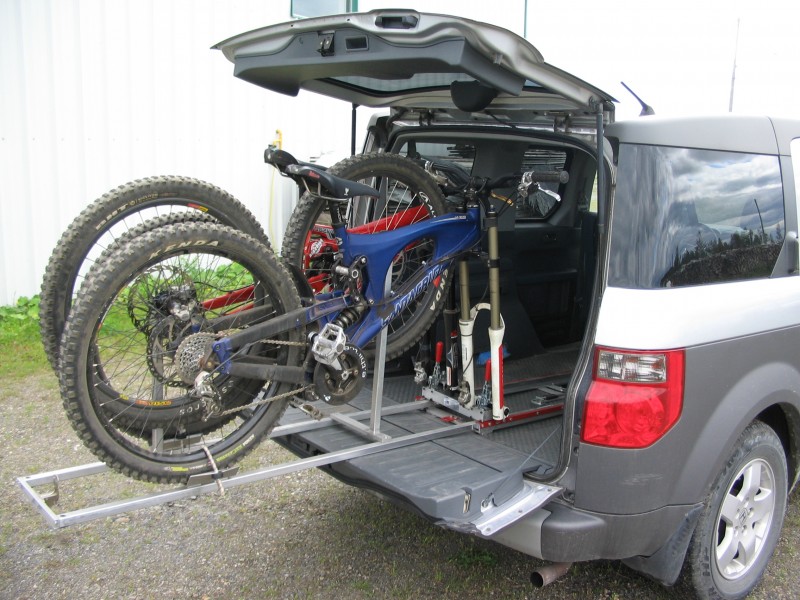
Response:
[214,10,614,127]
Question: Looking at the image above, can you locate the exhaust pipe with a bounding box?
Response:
[530,562,572,588]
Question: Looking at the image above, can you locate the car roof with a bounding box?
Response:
[605,115,800,155]
[214,10,615,125]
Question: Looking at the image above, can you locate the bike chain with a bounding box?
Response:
[214,337,312,418]
[215,384,315,417]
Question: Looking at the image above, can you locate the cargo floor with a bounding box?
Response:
[275,346,577,522]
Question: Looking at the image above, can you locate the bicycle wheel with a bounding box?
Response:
[281,153,450,360]
[65,212,252,439]
[40,176,268,371]
[59,222,302,483]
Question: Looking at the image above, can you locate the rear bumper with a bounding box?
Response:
[492,499,702,563]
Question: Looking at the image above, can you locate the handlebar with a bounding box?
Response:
[265,144,569,205]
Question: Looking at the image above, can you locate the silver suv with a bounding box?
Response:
[217,10,800,598]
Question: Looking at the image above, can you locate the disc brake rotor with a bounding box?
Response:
[145,317,187,386]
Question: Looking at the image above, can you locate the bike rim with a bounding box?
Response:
[86,246,294,464]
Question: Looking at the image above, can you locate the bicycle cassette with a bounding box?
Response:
[312,344,368,405]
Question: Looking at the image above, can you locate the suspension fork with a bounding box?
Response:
[485,204,507,420]
[457,257,475,405]
[442,268,460,390]
[458,205,507,419]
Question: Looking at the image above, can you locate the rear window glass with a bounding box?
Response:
[398,142,569,221]
[608,144,785,288]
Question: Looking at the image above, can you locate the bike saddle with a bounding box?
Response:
[264,146,327,174]
[286,164,379,199]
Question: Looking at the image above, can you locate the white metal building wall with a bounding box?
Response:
[0,0,358,306]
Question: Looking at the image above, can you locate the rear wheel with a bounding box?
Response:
[59,222,302,483]
[281,153,450,360]
[687,420,787,599]
[40,176,268,371]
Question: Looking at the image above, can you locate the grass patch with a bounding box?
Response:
[0,296,48,380]
[449,545,498,568]
[351,581,372,593]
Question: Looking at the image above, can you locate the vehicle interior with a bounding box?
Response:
[385,124,600,360]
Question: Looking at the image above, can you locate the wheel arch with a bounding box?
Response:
[685,417,790,598]
[756,402,800,492]
[666,357,800,511]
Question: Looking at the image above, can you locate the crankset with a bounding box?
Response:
[310,323,368,405]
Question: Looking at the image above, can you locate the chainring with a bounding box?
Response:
[312,344,368,405]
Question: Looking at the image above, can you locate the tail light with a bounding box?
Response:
[581,347,685,448]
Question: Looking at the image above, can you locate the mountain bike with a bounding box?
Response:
[46,152,446,442]
[58,150,567,483]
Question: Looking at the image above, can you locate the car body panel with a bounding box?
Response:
[595,279,800,350]
[604,114,779,155]
[574,326,800,514]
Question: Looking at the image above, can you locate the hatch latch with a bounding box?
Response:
[317,32,335,57]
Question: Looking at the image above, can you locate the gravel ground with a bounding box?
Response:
[1,371,798,600]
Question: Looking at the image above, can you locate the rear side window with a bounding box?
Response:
[608,144,785,288]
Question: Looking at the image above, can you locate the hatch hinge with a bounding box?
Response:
[317,32,335,57]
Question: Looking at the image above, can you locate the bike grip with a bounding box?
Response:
[527,170,569,184]
[435,341,444,363]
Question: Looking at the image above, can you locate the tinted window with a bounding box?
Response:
[609,144,784,288]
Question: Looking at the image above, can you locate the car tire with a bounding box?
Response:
[687,420,787,600]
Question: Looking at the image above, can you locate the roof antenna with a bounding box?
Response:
[729,18,740,112]
[620,81,655,116]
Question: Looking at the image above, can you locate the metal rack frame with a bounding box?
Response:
[17,399,473,529]
[17,276,563,531]
[16,281,478,529]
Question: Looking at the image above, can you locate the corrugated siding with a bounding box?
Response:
[0,0,359,306]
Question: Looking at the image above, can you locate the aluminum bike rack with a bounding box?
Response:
[17,399,473,529]
[17,271,474,529]
[17,273,563,534]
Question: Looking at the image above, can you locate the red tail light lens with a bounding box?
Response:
[581,347,684,448]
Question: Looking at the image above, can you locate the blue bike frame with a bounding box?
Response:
[212,205,482,371]
[339,206,481,346]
